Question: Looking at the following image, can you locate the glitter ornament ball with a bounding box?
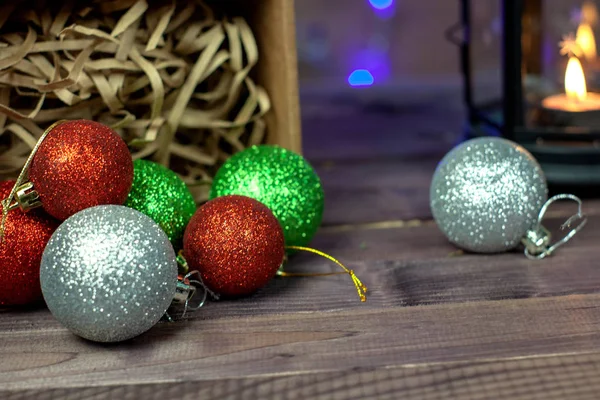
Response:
[183,195,285,297]
[29,120,134,220]
[40,205,178,342]
[125,159,196,248]
[430,137,548,253]
[210,145,324,248]
[0,181,58,306]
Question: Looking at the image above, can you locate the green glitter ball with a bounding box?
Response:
[210,145,324,248]
[125,160,196,249]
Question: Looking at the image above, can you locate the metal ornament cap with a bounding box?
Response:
[521,194,587,259]
[40,205,178,342]
[8,182,41,212]
[430,137,548,253]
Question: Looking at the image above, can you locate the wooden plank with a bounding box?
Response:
[302,104,463,163]
[324,215,600,306]
[302,100,600,225]
[312,195,600,261]
[318,198,599,256]
[300,98,464,225]
[0,212,596,323]
[316,156,441,225]
[311,220,445,262]
[314,149,600,225]
[3,294,600,391]
[5,350,600,400]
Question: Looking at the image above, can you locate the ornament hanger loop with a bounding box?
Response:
[176,251,220,304]
[524,194,587,260]
[166,270,216,322]
[181,270,210,317]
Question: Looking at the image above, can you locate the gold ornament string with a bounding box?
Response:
[280,246,368,302]
[0,120,64,242]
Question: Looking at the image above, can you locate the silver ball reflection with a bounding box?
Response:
[41,205,178,342]
[430,137,548,253]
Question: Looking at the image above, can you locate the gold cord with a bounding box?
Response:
[280,246,368,302]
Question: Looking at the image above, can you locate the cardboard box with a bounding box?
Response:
[211,0,302,153]
[0,0,302,184]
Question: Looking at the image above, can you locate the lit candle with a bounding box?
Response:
[542,56,600,112]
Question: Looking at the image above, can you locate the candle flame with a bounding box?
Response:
[576,22,597,61]
[565,56,587,101]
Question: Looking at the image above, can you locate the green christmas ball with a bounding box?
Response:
[125,160,196,248]
[210,145,324,248]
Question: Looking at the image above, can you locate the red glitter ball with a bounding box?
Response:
[183,195,285,297]
[28,120,133,220]
[0,181,59,306]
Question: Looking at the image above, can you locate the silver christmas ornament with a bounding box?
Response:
[41,205,179,342]
[430,137,586,257]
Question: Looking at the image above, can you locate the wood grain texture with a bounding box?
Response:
[2,211,596,325]
[3,294,600,391]
[312,196,598,262]
[0,209,600,398]
[4,350,600,400]
[0,197,597,398]
[314,147,600,226]
[3,67,600,398]
[302,102,463,163]
[300,96,465,225]
[3,207,599,396]
[316,156,440,225]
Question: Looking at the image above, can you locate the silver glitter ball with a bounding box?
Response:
[430,137,548,253]
[41,205,178,342]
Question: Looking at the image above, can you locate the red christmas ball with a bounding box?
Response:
[0,181,59,306]
[183,195,285,297]
[29,120,133,220]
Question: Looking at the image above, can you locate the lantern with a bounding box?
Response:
[452,0,600,184]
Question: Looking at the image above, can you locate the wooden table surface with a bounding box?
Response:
[2,101,599,399]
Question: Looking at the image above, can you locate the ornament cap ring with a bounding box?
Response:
[523,193,587,260]
[7,181,41,212]
[166,270,214,322]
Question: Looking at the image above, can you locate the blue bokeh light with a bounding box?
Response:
[368,0,394,10]
[348,69,375,87]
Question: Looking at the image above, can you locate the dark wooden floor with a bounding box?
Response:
[2,100,600,399]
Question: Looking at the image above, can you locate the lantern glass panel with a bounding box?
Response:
[524,0,600,132]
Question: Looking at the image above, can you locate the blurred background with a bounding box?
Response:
[295,0,589,101]
[296,0,461,98]
[294,0,467,161]
[294,0,598,163]
[295,0,466,161]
